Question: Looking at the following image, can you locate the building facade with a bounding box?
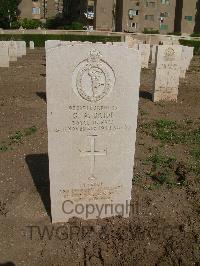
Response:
[18,0,199,34]
[177,0,197,34]
[94,0,116,31]
[18,0,64,21]
[96,0,198,34]
[115,0,178,34]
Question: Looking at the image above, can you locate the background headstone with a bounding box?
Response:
[180,46,194,79]
[125,35,134,48]
[153,45,182,102]
[151,45,157,64]
[21,41,26,56]
[0,42,9,67]
[29,41,35,50]
[9,41,17,62]
[139,44,151,68]
[16,41,23,58]
[46,41,141,223]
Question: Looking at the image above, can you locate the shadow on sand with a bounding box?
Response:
[36,92,46,103]
[139,90,152,101]
[26,154,51,218]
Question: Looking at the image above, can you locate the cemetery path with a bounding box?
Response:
[0,49,200,265]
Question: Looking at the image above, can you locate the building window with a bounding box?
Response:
[160,24,168,30]
[128,9,139,19]
[160,12,168,17]
[32,7,40,14]
[160,0,170,5]
[130,22,137,29]
[145,15,154,21]
[185,16,193,21]
[146,1,156,8]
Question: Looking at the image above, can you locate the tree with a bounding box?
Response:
[194,0,200,33]
[0,0,21,28]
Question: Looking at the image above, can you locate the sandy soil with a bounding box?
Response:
[0,48,199,266]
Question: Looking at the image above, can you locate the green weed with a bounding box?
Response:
[1,126,37,152]
[140,110,148,116]
[24,126,37,136]
[142,119,200,145]
[9,131,23,143]
[146,150,177,187]
[132,174,142,183]
[0,143,8,152]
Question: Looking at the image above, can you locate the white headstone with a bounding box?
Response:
[46,41,141,223]
[125,35,134,48]
[125,36,142,48]
[21,41,26,56]
[9,41,17,62]
[0,42,9,67]
[153,45,182,102]
[162,40,173,45]
[29,41,35,50]
[187,47,194,68]
[45,40,61,50]
[180,46,194,78]
[16,41,23,58]
[151,45,157,64]
[139,44,151,68]
[113,42,128,47]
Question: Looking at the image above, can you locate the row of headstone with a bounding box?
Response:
[0,41,25,67]
[125,34,180,46]
[125,37,194,101]
[0,41,35,67]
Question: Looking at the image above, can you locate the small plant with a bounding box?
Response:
[1,126,37,151]
[179,39,200,55]
[145,183,161,190]
[151,171,169,184]
[190,147,200,160]
[65,22,84,30]
[9,131,23,143]
[140,109,148,116]
[146,150,177,187]
[189,147,200,176]
[0,143,8,152]
[141,119,200,145]
[143,28,159,34]
[20,18,43,29]
[151,119,180,143]
[167,32,181,36]
[0,201,8,216]
[148,152,176,169]
[132,174,141,183]
[24,126,37,136]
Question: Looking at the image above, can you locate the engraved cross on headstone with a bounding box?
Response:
[80,135,107,180]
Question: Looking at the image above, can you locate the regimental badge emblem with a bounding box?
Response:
[72,49,115,102]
